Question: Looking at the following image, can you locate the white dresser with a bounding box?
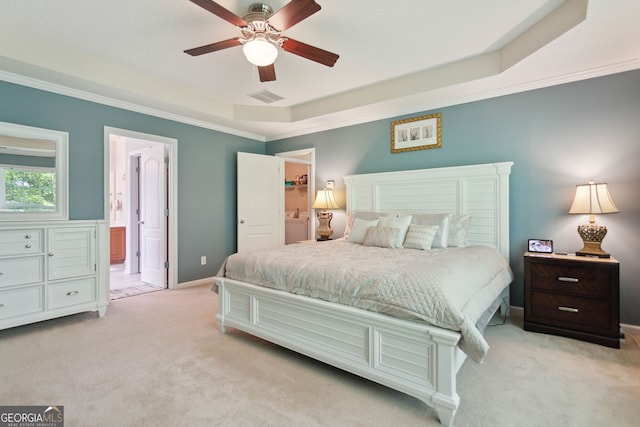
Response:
[0,221,109,330]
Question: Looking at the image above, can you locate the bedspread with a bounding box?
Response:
[216,240,513,362]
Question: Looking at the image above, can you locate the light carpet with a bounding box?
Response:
[0,284,638,426]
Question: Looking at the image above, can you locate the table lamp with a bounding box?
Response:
[311,188,340,240]
[568,179,619,258]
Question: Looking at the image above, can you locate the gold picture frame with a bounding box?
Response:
[391,113,442,153]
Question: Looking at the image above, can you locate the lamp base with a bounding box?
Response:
[576,241,611,258]
[316,211,334,241]
[575,223,611,258]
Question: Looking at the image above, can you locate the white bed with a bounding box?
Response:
[213,162,513,426]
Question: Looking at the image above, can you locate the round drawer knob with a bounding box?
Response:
[25,234,32,239]
[25,244,32,249]
[66,290,80,296]
[48,252,54,257]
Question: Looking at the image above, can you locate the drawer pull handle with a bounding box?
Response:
[25,244,32,249]
[558,306,579,313]
[66,290,79,296]
[25,234,32,239]
[48,253,54,257]
[558,277,579,283]
[0,303,4,309]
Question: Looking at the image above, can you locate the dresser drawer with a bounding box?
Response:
[0,285,45,319]
[0,256,45,288]
[529,291,612,332]
[48,278,96,310]
[0,229,44,256]
[529,263,611,298]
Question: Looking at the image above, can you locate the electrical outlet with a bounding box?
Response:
[200,256,206,265]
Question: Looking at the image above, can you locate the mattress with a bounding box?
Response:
[217,240,513,362]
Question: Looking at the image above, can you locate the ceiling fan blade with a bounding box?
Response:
[282,38,339,67]
[258,64,277,82]
[184,38,243,56]
[267,0,321,31]
[188,0,247,27]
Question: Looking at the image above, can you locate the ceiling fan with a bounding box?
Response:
[184,0,339,82]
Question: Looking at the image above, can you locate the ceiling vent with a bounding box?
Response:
[248,90,284,104]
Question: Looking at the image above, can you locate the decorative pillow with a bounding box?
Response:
[448,214,473,247]
[344,211,384,238]
[363,226,400,249]
[409,213,451,248]
[346,218,379,244]
[403,224,440,250]
[378,214,413,248]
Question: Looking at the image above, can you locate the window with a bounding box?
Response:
[0,165,56,212]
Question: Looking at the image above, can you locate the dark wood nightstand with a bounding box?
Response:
[524,252,620,348]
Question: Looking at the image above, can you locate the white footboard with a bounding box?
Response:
[214,277,463,426]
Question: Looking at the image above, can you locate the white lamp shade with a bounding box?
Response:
[243,39,278,66]
[569,180,619,214]
[312,189,340,210]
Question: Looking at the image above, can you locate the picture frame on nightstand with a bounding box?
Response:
[528,239,553,253]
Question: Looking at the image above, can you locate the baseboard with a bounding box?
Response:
[175,277,214,290]
[621,323,640,337]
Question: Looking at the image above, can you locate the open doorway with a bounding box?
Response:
[104,127,178,299]
[276,148,315,243]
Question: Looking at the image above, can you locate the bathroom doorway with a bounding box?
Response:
[104,127,178,299]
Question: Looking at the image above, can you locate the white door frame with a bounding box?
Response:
[104,127,178,290]
[127,154,141,275]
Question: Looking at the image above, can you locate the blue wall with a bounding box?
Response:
[0,80,265,283]
[267,70,640,326]
[2,69,638,325]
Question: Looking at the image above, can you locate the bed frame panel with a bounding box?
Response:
[214,162,513,426]
[344,162,513,259]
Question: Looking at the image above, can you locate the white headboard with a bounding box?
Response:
[344,162,513,260]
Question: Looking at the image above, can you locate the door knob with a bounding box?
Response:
[240,220,245,224]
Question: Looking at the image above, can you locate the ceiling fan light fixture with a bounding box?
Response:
[243,37,278,67]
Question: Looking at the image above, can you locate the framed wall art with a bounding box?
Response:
[391,113,442,153]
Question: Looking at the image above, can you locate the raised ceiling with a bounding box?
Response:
[1,0,639,141]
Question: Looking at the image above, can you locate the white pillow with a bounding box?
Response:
[409,214,451,248]
[346,218,379,244]
[378,214,412,248]
[448,214,473,247]
[403,224,440,250]
[344,211,384,238]
[363,226,400,249]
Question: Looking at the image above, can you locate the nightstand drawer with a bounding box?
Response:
[529,263,610,298]
[529,291,611,331]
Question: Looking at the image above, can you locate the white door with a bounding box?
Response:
[140,145,167,286]
[237,152,284,252]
